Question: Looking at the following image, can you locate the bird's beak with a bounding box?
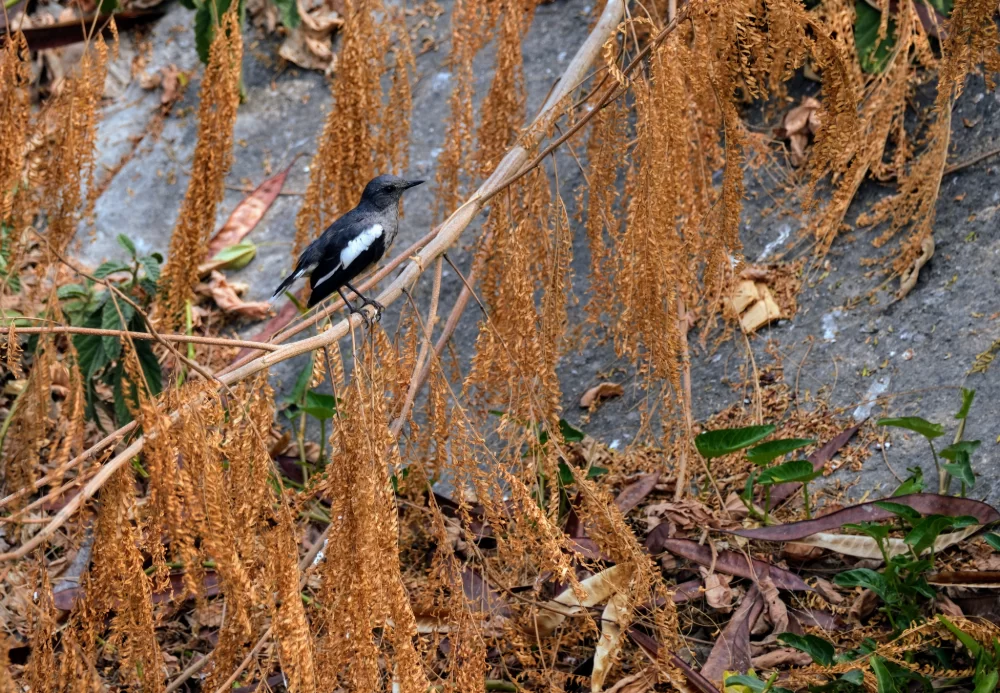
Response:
[405,180,425,189]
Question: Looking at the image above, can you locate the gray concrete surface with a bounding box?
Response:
[80,0,1000,504]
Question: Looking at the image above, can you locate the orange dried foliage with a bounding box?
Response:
[293,0,412,257]
[158,6,243,330]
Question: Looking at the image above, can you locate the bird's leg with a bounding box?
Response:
[345,282,384,321]
[337,287,373,328]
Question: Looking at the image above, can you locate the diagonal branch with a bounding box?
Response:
[0,0,636,562]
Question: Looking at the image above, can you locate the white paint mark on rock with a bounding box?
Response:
[853,376,890,422]
[822,310,842,341]
[758,224,792,261]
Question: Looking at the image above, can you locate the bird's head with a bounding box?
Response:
[361,175,424,209]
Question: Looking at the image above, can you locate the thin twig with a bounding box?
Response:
[1,325,280,351]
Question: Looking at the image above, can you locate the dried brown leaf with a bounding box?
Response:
[205,271,272,320]
[580,381,625,409]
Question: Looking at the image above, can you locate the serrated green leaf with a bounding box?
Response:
[695,425,775,460]
[854,1,896,74]
[100,299,133,361]
[116,234,137,257]
[956,388,976,420]
[57,283,90,300]
[140,255,162,285]
[746,438,816,465]
[874,501,922,523]
[877,416,945,439]
[777,633,835,666]
[757,460,819,485]
[93,260,131,279]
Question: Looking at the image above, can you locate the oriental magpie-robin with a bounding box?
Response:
[272,174,423,320]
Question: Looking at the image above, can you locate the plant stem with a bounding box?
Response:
[802,482,812,519]
[764,485,771,524]
[941,411,969,496]
[930,440,944,495]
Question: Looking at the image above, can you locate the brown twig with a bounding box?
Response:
[1,325,280,351]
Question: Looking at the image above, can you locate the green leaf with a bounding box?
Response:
[587,465,609,479]
[746,438,816,465]
[210,242,257,270]
[93,260,131,279]
[282,354,314,407]
[73,332,109,381]
[924,0,953,16]
[301,406,336,421]
[905,515,979,555]
[272,0,300,28]
[695,425,775,460]
[973,670,999,693]
[877,416,945,440]
[937,615,982,657]
[557,461,575,487]
[834,568,893,602]
[853,1,896,74]
[874,501,922,523]
[140,255,162,285]
[558,419,585,443]
[941,440,980,460]
[134,339,163,396]
[194,0,236,64]
[101,299,133,361]
[892,467,924,496]
[777,633,835,666]
[305,390,337,410]
[983,533,1000,551]
[725,674,767,693]
[843,521,891,544]
[757,460,819,485]
[116,234,137,258]
[942,455,975,489]
[57,283,90,300]
[956,388,976,420]
[870,656,899,693]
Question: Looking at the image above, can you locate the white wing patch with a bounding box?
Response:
[340,224,383,269]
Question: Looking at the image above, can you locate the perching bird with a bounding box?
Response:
[272,174,423,319]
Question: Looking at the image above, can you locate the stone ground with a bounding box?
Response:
[79,0,1000,505]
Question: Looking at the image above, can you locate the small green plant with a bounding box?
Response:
[834,503,978,631]
[179,0,299,71]
[694,424,775,497]
[742,437,815,521]
[281,352,339,480]
[878,388,979,495]
[67,235,164,426]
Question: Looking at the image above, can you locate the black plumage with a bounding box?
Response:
[272,174,423,318]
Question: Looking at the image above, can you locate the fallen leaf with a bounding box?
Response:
[580,381,625,409]
[644,499,718,533]
[936,595,964,618]
[929,571,1000,588]
[592,591,629,692]
[726,280,760,315]
[740,284,782,333]
[751,647,813,669]
[701,585,764,683]
[206,271,272,320]
[795,526,981,559]
[780,542,824,562]
[207,156,301,258]
[703,572,734,612]
[848,588,878,622]
[615,473,659,516]
[279,0,343,73]
[811,577,844,605]
[605,668,655,693]
[534,564,631,636]
[725,492,750,520]
[758,572,790,636]
[158,65,184,107]
[788,133,809,167]
[732,493,1000,542]
[626,629,719,693]
[199,242,258,276]
[646,537,812,592]
[896,233,934,301]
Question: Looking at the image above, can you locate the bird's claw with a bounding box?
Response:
[361,298,384,323]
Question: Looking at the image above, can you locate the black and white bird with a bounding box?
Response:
[271,174,423,319]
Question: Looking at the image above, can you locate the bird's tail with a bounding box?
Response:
[270,266,305,303]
